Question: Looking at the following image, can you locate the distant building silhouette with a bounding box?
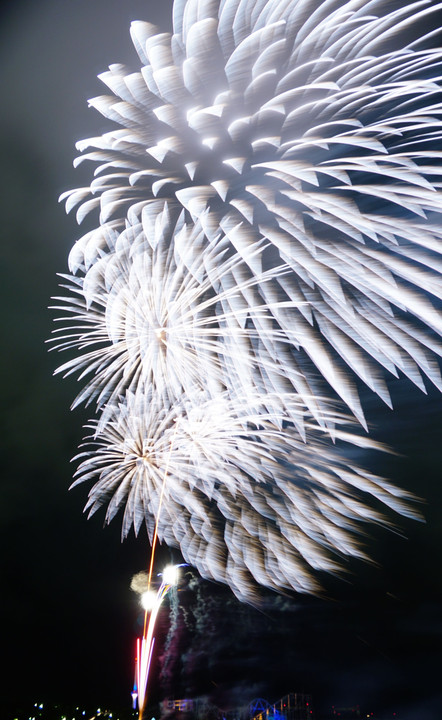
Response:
[160,692,314,720]
[250,693,314,720]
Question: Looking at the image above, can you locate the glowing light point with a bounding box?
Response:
[162,564,179,586]
[154,327,166,343]
[140,590,157,611]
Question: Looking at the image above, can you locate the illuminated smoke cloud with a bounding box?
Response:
[130,571,150,595]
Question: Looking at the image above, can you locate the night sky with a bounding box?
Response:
[1,2,441,718]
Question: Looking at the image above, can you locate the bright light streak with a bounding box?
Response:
[135,565,181,715]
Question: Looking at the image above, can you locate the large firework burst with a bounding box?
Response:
[51,201,314,425]
[61,0,442,424]
[52,0,442,598]
[72,390,417,602]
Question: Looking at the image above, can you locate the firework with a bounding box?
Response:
[72,390,418,602]
[132,565,181,712]
[60,0,442,423]
[52,0,442,601]
[50,201,320,426]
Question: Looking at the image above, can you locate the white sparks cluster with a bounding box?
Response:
[51,0,442,601]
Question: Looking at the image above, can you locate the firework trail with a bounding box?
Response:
[132,565,181,712]
[52,0,442,600]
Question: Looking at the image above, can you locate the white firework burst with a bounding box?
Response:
[72,389,417,602]
[51,200,326,428]
[52,0,442,599]
[61,0,442,425]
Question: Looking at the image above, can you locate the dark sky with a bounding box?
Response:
[1,2,441,719]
